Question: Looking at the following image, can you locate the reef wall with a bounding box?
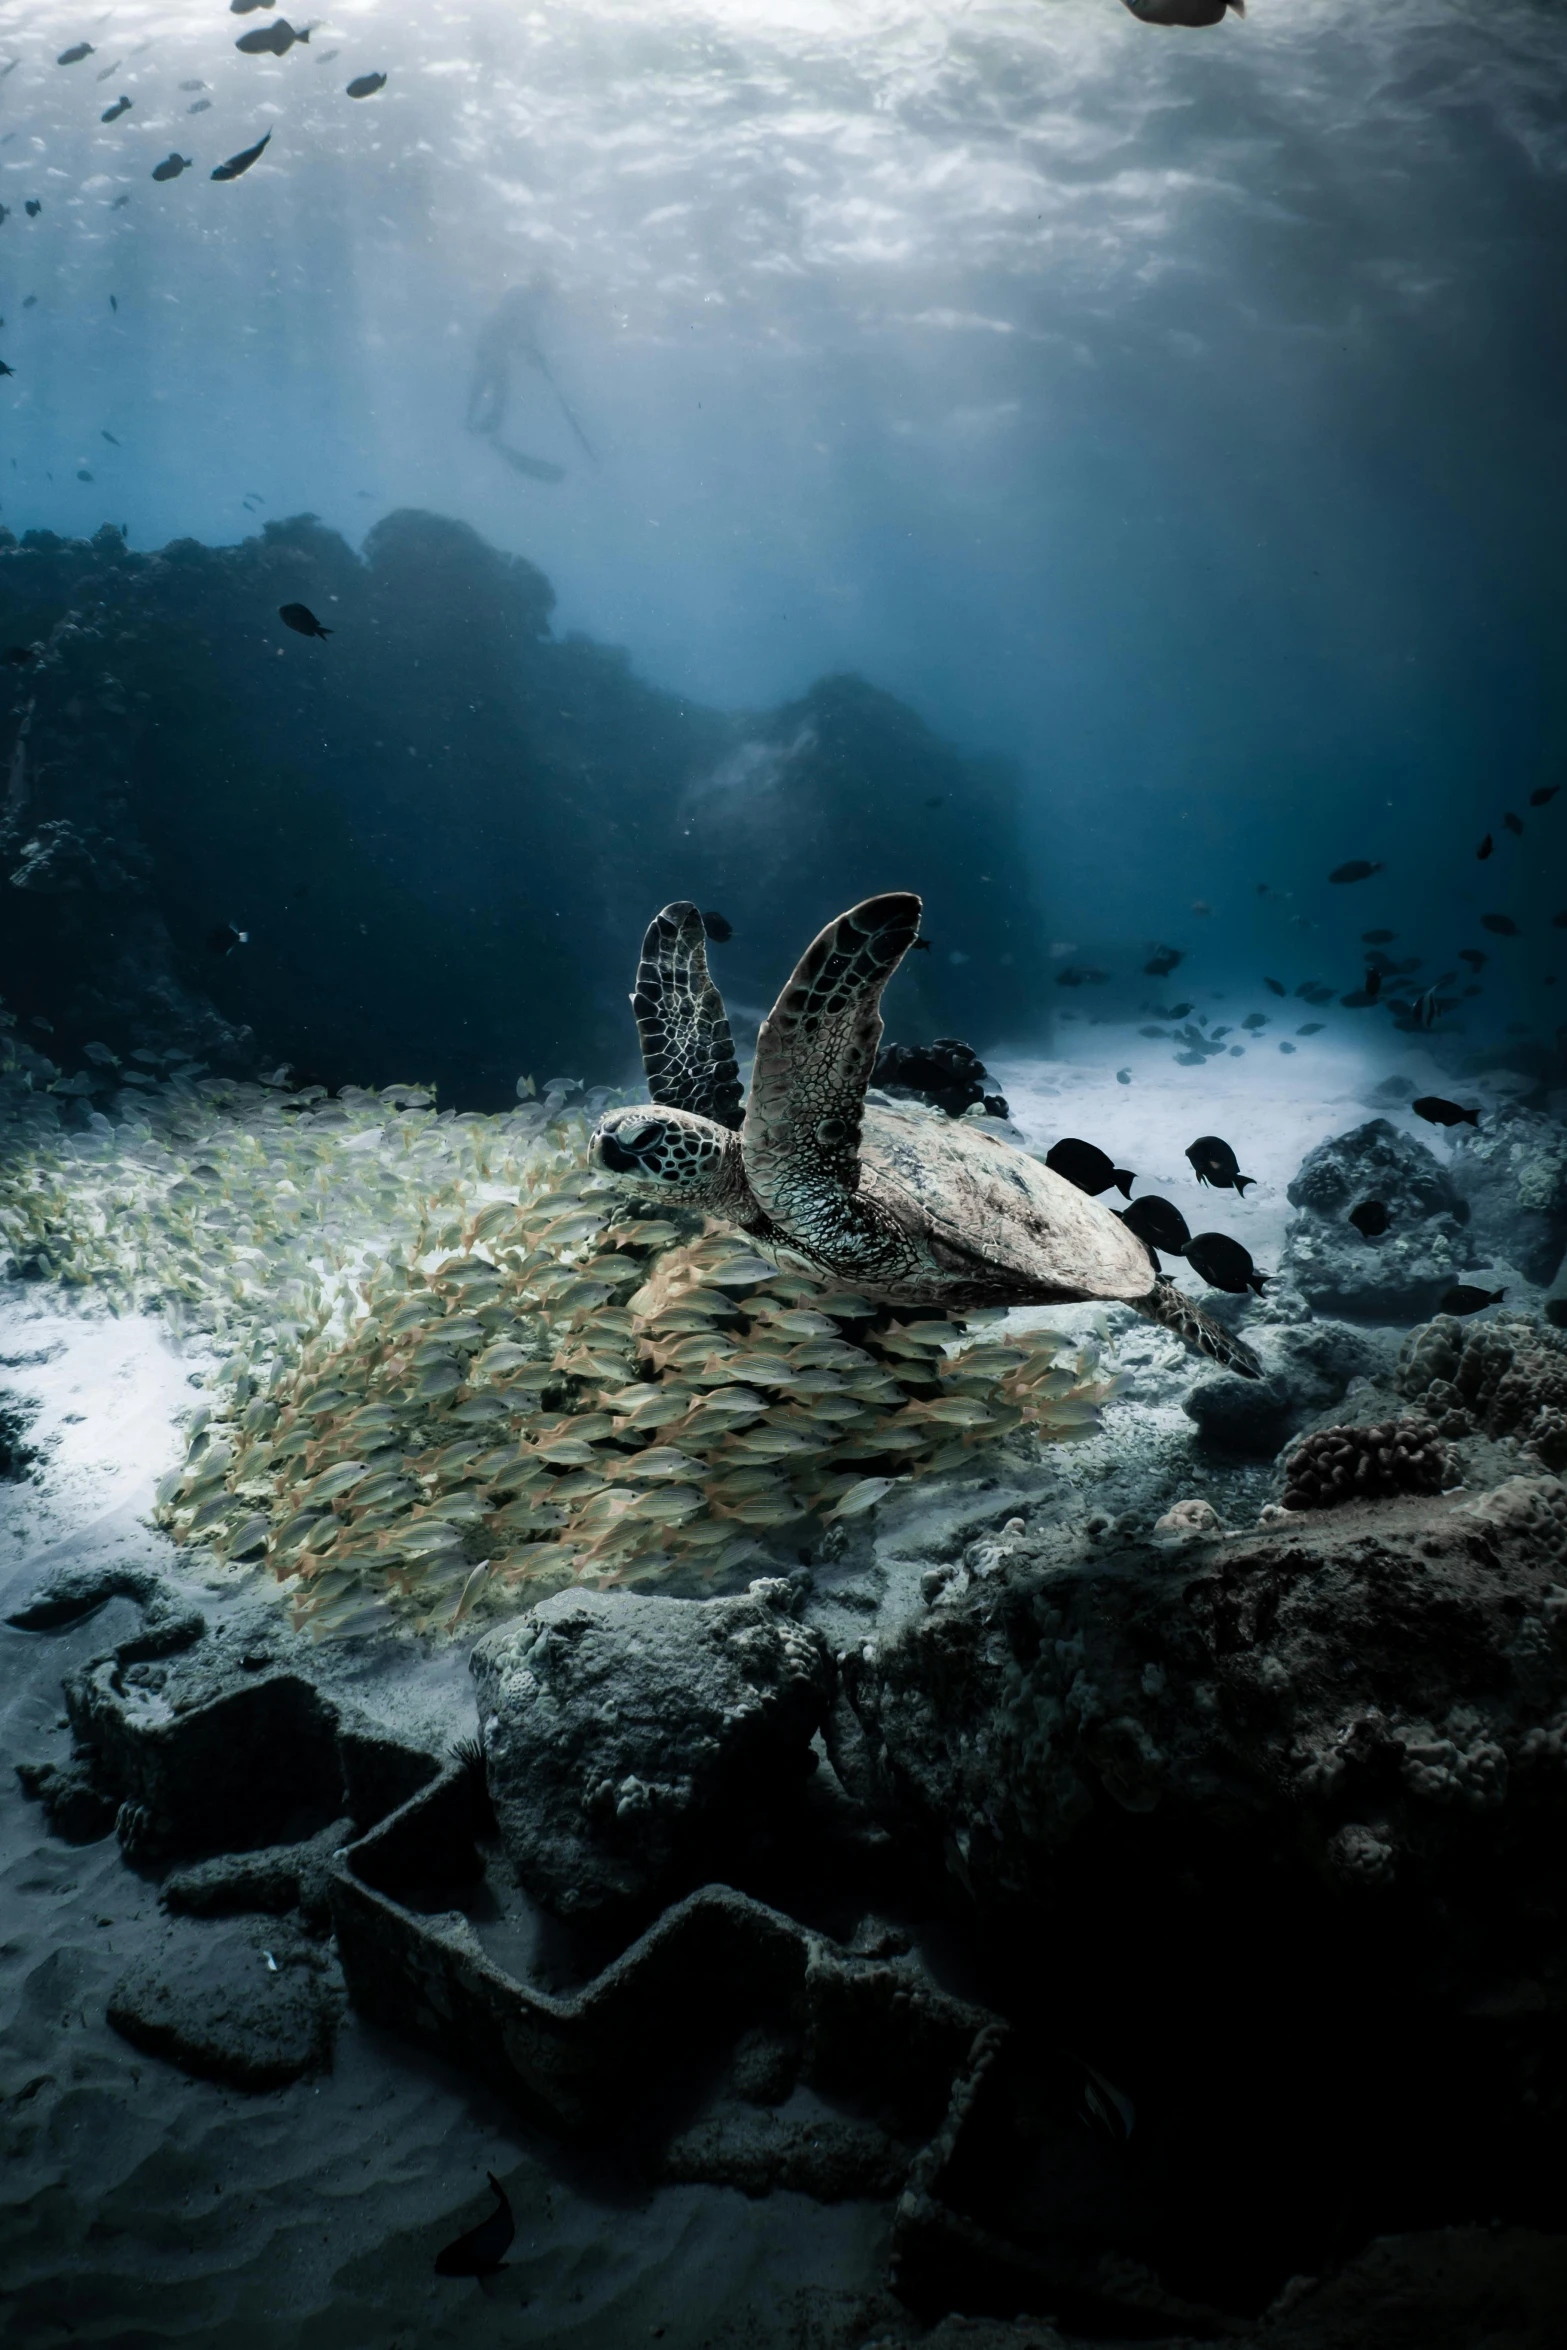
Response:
[0,513,1048,1105]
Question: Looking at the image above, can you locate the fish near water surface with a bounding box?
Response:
[347,71,387,98]
[212,132,272,181]
[151,156,192,182]
[1121,0,1244,22]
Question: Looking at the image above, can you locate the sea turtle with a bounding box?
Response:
[589,894,1262,1378]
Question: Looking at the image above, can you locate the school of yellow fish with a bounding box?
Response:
[0,1062,1115,1640]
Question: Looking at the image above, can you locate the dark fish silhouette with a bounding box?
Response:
[1241,1013,1268,1031]
[151,155,192,182]
[1365,968,1382,1000]
[279,601,331,639]
[76,467,93,482]
[189,99,212,113]
[1412,1095,1478,1129]
[1476,834,1493,860]
[1440,1284,1505,1316]
[1530,785,1559,807]
[1143,945,1183,978]
[1348,1199,1389,1240]
[1183,1231,1267,1297]
[1296,1022,1324,1035]
[236,20,308,54]
[1328,860,1383,885]
[1185,1135,1254,1195]
[491,440,565,483]
[1361,929,1395,944]
[231,0,276,10]
[212,132,272,179]
[1457,948,1486,971]
[700,910,733,943]
[109,295,117,311]
[1121,0,1244,21]
[179,79,207,90]
[346,70,387,97]
[100,96,131,122]
[434,2173,514,2278]
[1046,1138,1134,1200]
[1503,812,1523,836]
[111,193,131,208]
[24,199,40,217]
[207,921,249,956]
[0,361,14,378]
[1480,913,1519,936]
[1119,1194,1190,1257]
[57,42,95,65]
[1263,977,1285,995]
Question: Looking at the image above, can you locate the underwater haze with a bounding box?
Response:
[2,0,1566,1083]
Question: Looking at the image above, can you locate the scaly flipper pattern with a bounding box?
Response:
[743,892,922,1244]
[1134,1277,1263,1378]
[630,902,745,1132]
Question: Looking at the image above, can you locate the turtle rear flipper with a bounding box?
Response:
[1134,1278,1262,1378]
[631,901,744,1131]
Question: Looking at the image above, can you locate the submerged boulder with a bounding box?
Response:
[1445,1101,1567,1286]
[1283,1118,1470,1319]
[471,1577,833,1919]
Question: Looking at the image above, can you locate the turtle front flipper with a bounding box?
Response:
[1134,1277,1263,1378]
[631,901,744,1131]
[743,893,924,1274]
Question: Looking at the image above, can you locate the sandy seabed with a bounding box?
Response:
[0,1024,1545,2347]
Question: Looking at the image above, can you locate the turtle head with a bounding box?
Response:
[590,1104,742,1207]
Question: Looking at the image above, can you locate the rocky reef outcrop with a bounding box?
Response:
[1445,1100,1567,1285]
[471,1577,833,1918]
[1399,1309,1567,1471]
[1282,1118,1473,1319]
[0,513,1048,1104]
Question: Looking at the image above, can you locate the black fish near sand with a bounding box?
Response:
[213,133,272,180]
[151,156,192,182]
[1349,1199,1389,1240]
[237,20,309,54]
[1121,0,1245,21]
[279,601,331,640]
[1120,1195,1190,1257]
[434,2173,514,2278]
[1046,1138,1134,1200]
[1329,860,1383,885]
[1184,1232,1267,1297]
[1412,1095,1478,1129]
[700,910,733,943]
[1441,1284,1506,1316]
[347,71,387,97]
[1185,1135,1254,1195]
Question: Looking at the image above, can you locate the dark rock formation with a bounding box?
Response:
[1183,1369,1295,1456]
[1445,1101,1567,1285]
[0,513,1050,1104]
[471,1576,833,1919]
[108,1917,342,2090]
[1279,1418,1449,1511]
[1282,1119,1471,1320]
[872,1038,1009,1120]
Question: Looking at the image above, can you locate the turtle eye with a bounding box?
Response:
[617,1119,663,1152]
